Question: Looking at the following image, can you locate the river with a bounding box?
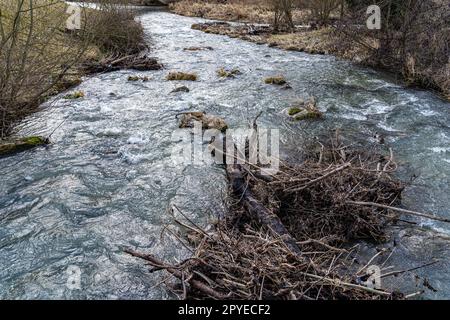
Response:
[0,10,449,299]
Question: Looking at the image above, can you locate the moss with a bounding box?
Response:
[0,136,48,156]
[217,67,241,78]
[289,97,323,121]
[21,136,46,145]
[265,76,287,85]
[294,111,322,121]
[64,91,85,100]
[288,107,302,116]
[167,72,198,81]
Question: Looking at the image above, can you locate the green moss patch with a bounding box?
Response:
[287,97,323,121]
[0,136,48,156]
[288,107,302,116]
[64,91,85,100]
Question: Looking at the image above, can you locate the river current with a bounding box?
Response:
[1,10,449,299]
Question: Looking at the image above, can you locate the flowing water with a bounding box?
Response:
[1,10,450,299]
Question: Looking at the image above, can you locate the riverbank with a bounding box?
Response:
[191,22,365,59]
[169,0,309,25]
[0,1,161,141]
[170,0,449,101]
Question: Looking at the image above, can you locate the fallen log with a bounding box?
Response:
[125,249,228,299]
[0,136,49,157]
[82,54,162,74]
[227,164,303,257]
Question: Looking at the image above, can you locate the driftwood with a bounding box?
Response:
[125,249,228,299]
[227,164,303,257]
[125,115,443,300]
[0,136,48,157]
[82,54,162,74]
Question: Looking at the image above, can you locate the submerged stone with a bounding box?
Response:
[183,46,214,51]
[217,67,241,78]
[128,75,149,82]
[171,86,190,93]
[64,90,84,99]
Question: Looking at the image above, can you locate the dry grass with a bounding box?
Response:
[170,0,309,25]
[267,28,336,54]
[167,71,198,81]
[217,67,241,78]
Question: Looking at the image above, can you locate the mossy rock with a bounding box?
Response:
[293,110,322,121]
[265,76,287,85]
[167,72,198,81]
[128,76,140,81]
[288,107,302,116]
[0,136,48,156]
[64,90,85,100]
[178,112,228,132]
[128,75,149,82]
[217,67,241,78]
[287,97,323,121]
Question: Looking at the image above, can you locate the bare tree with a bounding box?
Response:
[269,0,295,32]
[306,0,340,26]
[0,0,148,138]
[0,0,91,138]
[335,0,450,97]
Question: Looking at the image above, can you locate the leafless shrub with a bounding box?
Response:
[86,0,146,56]
[0,0,148,138]
[305,0,341,25]
[335,0,449,97]
[269,0,295,32]
[0,0,90,138]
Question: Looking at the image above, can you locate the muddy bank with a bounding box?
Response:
[191,22,367,60]
[188,20,448,101]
